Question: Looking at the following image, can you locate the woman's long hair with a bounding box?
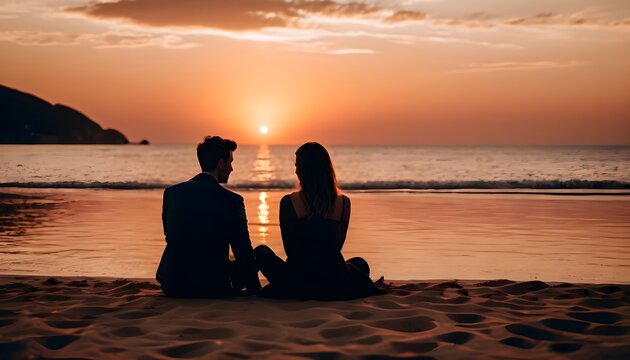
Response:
[295,142,340,218]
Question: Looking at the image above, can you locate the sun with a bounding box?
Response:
[259,125,269,134]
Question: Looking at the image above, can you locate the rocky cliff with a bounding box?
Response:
[0,85,129,144]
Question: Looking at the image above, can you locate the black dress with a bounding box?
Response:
[256,194,378,300]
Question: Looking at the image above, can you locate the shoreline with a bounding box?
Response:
[1,188,629,283]
[2,186,630,195]
[1,275,628,359]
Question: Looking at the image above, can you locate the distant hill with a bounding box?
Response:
[0,85,129,144]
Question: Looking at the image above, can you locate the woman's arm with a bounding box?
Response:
[337,195,351,251]
[279,195,297,258]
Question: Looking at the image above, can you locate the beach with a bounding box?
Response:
[1,144,629,358]
[1,275,628,359]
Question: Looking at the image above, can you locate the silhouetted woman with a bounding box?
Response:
[255,142,379,300]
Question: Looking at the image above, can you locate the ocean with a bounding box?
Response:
[2,144,629,191]
[1,144,629,283]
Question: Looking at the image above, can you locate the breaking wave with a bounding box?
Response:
[1,179,629,191]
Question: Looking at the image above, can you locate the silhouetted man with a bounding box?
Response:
[157,136,261,297]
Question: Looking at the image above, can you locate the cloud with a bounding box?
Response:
[0,30,196,48]
[0,31,82,46]
[450,60,583,74]
[327,48,376,55]
[504,12,630,28]
[65,0,630,32]
[431,10,630,30]
[66,0,428,31]
[384,10,428,23]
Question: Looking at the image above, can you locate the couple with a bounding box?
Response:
[156,136,380,300]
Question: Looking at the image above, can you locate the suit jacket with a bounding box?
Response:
[157,173,260,297]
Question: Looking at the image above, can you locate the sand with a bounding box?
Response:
[0,276,628,359]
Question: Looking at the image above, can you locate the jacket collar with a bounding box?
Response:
[192,172,219,183]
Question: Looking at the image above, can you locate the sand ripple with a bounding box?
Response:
[0,276,628,359]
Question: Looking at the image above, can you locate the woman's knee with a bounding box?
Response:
[254,244,273,257]
[347,257,370,276]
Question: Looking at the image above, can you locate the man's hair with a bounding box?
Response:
[197,136,237,172]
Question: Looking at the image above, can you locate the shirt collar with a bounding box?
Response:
[201,171,218,181]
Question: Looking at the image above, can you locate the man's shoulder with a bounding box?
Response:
[164,180,194,194]
[163,176,243,204]
[219,185,244,203]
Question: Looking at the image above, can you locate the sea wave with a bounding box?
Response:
[1,179,629,191]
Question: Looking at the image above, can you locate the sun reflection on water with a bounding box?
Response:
[257,191,269,243]
[254,144,274,182]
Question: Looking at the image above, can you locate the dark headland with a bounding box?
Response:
[0,84,140,144]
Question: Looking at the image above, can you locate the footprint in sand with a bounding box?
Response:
[159,341,220,358]
[477,280,516,287]
[437,331,475,345]
[287,337,320,346]
[0,318,17,327]
[370,316,436,333]
[343,311,374,320]
[112,326,146,337]
[35,335,79,350]
[567,311,622,324]
[501,281,549,295]
[240,319,274,328]
[587,325,630,336]
[289,351,347,360]
[179,327,236,340]
[0,309,17,317]
[593,285,623,294]
[500,337,535,349]
[350,335,383,345]
[447,313,486,324]
[45,320,92,329]
[578,299,624,309]
[0,340,28,358]
[287,319,328,328]
[241,340,287,352]
[320,324,370,339]
[480,300,537,311]
[63,306,118,317]
[391,289,411,296]
[505,324,559,341]
[67,280,89,288]
[541,318,590,333]
[549,342,583,353]
[0,282,38,292]
[391,341,437,353]
[42,278,62,286]
[116,311,160,319]
[373,300,407,309]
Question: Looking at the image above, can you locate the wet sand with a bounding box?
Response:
[1,188,629,283]
[0,275,628,359]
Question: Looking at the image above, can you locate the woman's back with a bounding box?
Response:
[280,192,350,278]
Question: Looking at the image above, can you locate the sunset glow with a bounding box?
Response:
[260,125,269,135]
[0,0,629,144]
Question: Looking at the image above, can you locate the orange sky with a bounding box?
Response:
[1,0,629,144]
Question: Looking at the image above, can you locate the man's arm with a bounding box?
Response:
[157,188,171,284]
[162,188,169,240]
[229,195,261,292]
